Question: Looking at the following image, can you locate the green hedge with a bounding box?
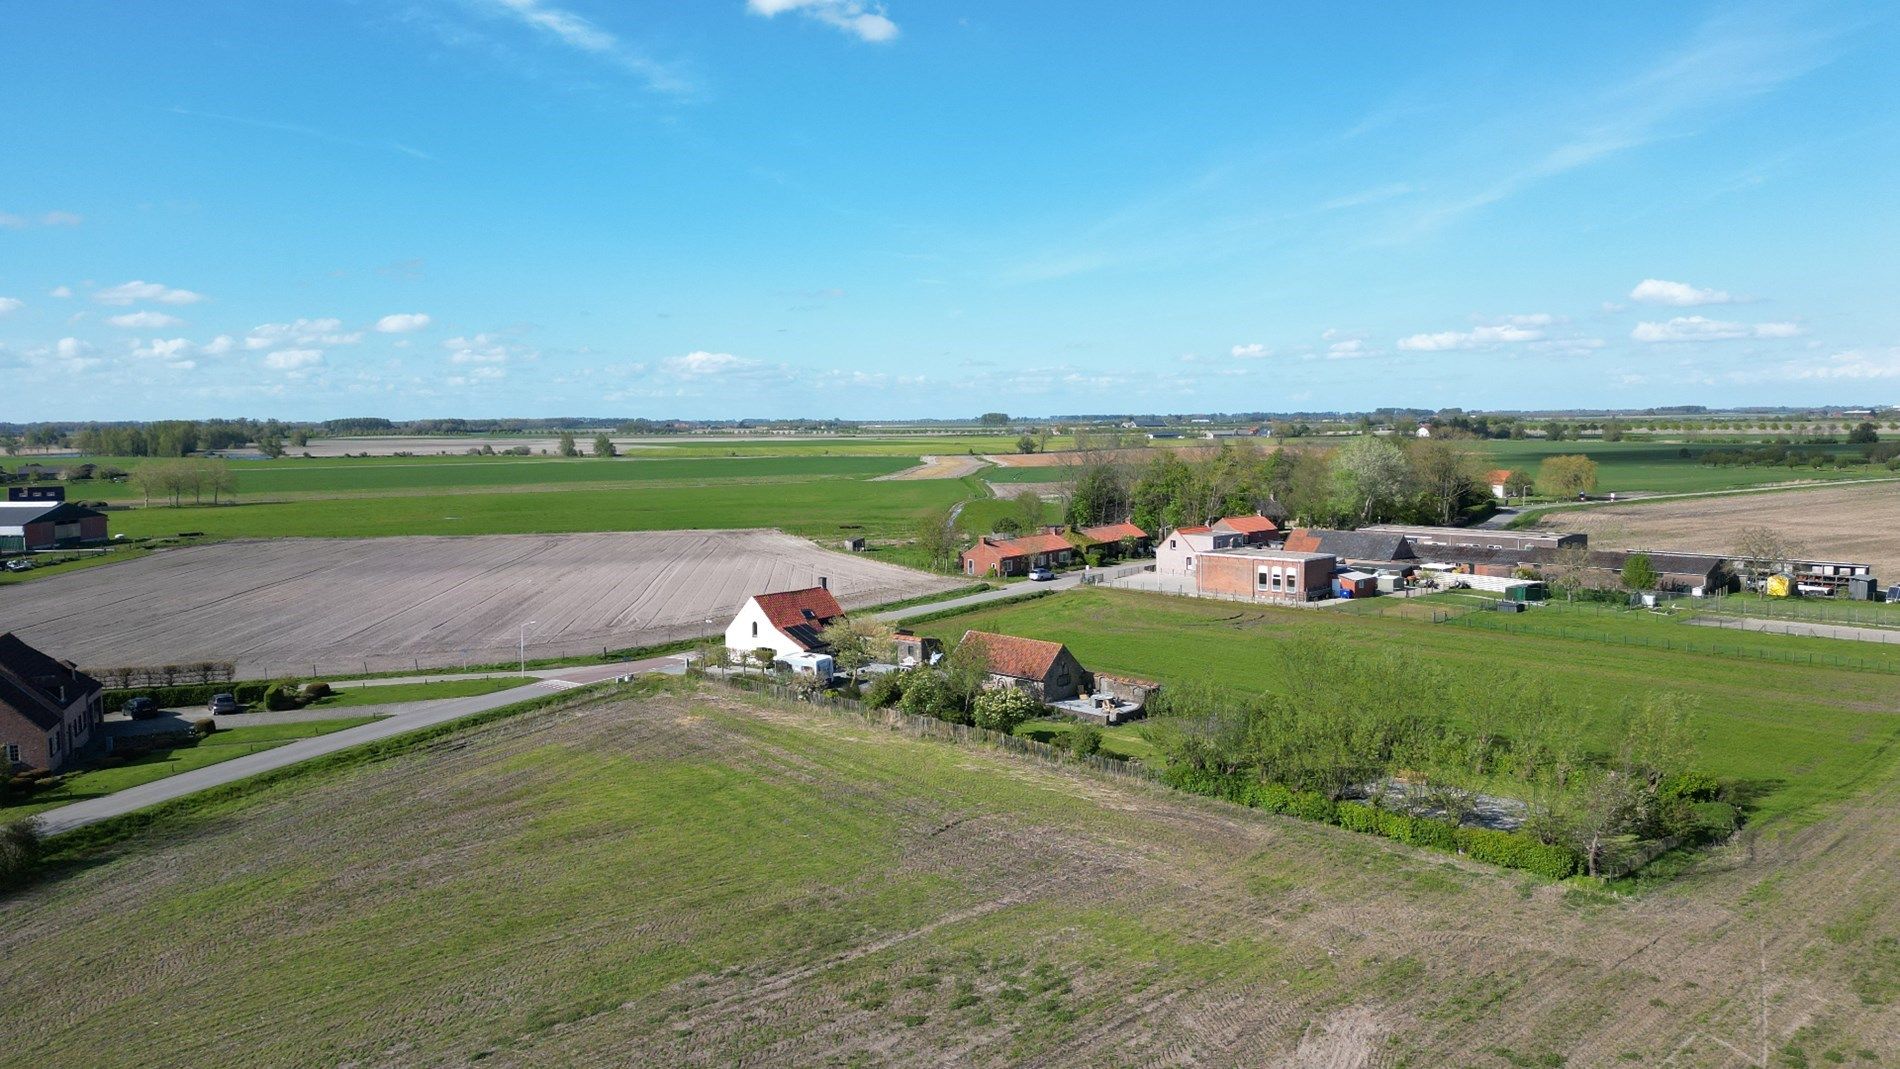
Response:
[1160,767,1580,879]
[103,681,272,713]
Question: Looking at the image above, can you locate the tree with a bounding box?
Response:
[1503,469,1536,501]
[1601,419,1625,443]
[258,435,286,459]
[1010,490,1045,533]
[1732,526,1804,572]
[1848,421,1879,445]
[819,617,897,683]
[1538,455,1598,498]
[1406,439,1483,525]
[751,648,778,675]
[978,412,1010,427]
[289,430,310,448]
[1620,552,1659,592]
[591,434,617,458]
[0,435,19,457]
[914,505,962,572]
[1016,434,1038,454]
[558,432,580,457]
[1546,544,1603,597]
[1332,435,1409,522]
[1064,461,1129,528]
[972,686,1042,733]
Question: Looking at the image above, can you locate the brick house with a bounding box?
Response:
[1194,549,1337,602]
[959,531,1076,577]
[958,630,1087,702]
[724,585,846,663]
[0,632,104,772]
[1075,521,1151,560]
[1211,514,1280,546]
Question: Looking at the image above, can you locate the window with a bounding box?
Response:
[1185,556,1193,569]
[1168,539,1177,550]
[1257,569,1271,588]
[751,621,758,638]
[2,744,17,765]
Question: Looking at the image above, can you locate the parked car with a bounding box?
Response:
[123,696,160,720]
[1027,566,1056,582]
[3,559,33,572]
[207,693,241,714]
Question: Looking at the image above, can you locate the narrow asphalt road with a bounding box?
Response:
[39,654,687,837]
[1688,614,1900,645]
[874,573,1084,623]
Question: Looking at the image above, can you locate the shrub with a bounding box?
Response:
[1067,722,1104,758]
[1455,827,1579,879]
[299,681,334,701]
[862,672,906,709]
[263,683,302,711]
[0,819,42,883]
[192,717,216,737]
[1662,769,1721,801]
[1690,801,1741,837]
[972,687,1043,733]
[103,681,270,714]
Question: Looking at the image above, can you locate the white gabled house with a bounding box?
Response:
[724,585,846,665]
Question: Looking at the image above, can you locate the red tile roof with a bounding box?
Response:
[960,630,1068,681]
[752,586,845,651]
[1079,521,1148,543]
[1215,514,1279,535]
[1001,532,1074,555]
[1282,528,1322,553]
[1485,468,1515,483]
[1174,525,1213,535]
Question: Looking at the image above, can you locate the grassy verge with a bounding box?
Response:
[2,717,379,821]
[0,545,153,586]
[310,678,530,707]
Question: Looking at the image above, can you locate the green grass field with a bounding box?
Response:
[6,682,1892,1066]
[0,716,377,821]
[309,677,530,708]
[1474,439,1885,494]
[912,587,1900,827]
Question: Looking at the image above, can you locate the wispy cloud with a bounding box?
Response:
[166,106,435,161]
[0,210,82,229]
[471,0,698,95]
[94,280,205,306]
[376,312,433,333]
[747,0,899,43]
[107,311,186,329]
[1631,315,1801,342]
[1629,278,1736,306]
[0,297,22,316]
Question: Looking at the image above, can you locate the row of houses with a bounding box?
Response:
[959,521,1152,577]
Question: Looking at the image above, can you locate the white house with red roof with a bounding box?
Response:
[725,585,846,664]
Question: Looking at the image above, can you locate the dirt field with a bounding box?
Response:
[2,531,957,677]
[2,684,1893,1067]
[1533,482,1900,579]
[874,454,992,480]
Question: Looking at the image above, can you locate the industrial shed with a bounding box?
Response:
[0,500,109,553]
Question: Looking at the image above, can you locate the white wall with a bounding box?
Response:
[724,599,805,662]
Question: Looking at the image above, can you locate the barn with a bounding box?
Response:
[0,500,109,553]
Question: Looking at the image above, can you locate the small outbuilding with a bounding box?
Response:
[958,630,1087,703]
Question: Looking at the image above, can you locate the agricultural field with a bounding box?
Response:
[1475,439,1889,494]
[913,587,1900,828]
[277,432,1057,458]
[3,683,1892,1067]
[3,531,959,678]
[1530,482,1900,580]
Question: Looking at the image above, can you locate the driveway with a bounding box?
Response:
[39,654,688,837]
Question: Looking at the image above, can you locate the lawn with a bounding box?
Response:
[1474,439,1886,494]
[910,587,1900,827]
[1014,717,1158,762]
[4,683,1892,1067]
[309,677,531,708]
[0,716,377,821]
[105,476,978,540]
[0,545,151,586]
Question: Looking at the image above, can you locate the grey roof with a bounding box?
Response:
[0,633,99,732]
[1209,548,1334,563]
[0,501,104,526]
[1309,530,1416,562]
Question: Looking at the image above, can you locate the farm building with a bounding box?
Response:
[0,632,104,772]
[1153,525,1244,577]
[0,500,109,553]
[891,629,942,667]
[1281,528,1417,568]
[1361,525,1586,553]
[1193,548,1338,602]
[958,630,1087,703]
[1333,570,1378,599]
[1212,513,1280,545]
[724,585,846,664]
[960,531,1076,577]
[1420,545,1735,594]
[1075,521,1151,559]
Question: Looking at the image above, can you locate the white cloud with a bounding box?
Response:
[747,0,899,43]
[244,318,361,349]
[1229,343,1271,359]
[48,286,73,299]
[1781,348,1900,380]
[483,0,695,94]
[442,333,532,366]
[0,210,81,229]
[1499,312,1558,327]
[132,338,193,360]
[1327,339,1368,358]
[1397,323,1543,351]
[94,280,206,306]
[0,297,21,316]
[1630,278,1735,306]
[263,348,324,370]
[107,310,186,329]
[448,366,508,386]
[56,337,93,360]
[201,335,237,356]
[375,312,432,333]
[1630,316,1801,342]
[0,212,22,230]
[39,211,82,227]
[664,350,760,376]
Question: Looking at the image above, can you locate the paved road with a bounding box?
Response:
[1688,615,1900,645]
[874,574,1084,623]
[39,655,687,837]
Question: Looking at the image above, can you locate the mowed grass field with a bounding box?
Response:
[914,588,1900,827]
[1474,439,1886,493]
[4,683,1893,1067]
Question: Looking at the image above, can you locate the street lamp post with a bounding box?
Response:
[519,620,537,676]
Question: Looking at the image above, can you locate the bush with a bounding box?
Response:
[192,717,216,737]
[1690,801,1741,837]
[103,681,270,714]
[299,681,333,701]
[1067,722,1104,757]
[1455,827,1579,879]
[263,683,303,711]
[0,819,42,883]
[972,687,1043,733]
[863,672,906,709]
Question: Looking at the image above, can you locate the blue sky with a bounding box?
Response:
[2,1,1896,420]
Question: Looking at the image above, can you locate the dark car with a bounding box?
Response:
[207,693,241,715]
[123,696,160,720]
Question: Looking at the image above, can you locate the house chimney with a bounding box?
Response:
[818,576,828,590]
